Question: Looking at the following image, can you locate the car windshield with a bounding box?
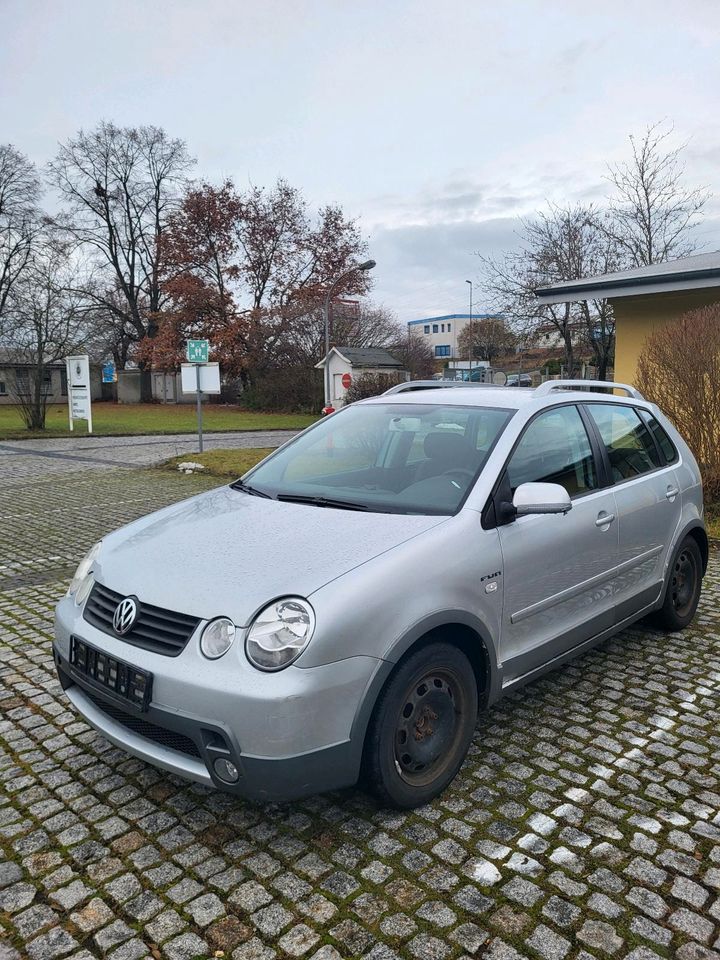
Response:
[240,402,513,514]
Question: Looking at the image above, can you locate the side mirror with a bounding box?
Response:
[513,482,572,516]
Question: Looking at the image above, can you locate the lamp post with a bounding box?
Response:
[323,259,376,410]
[465,279,473,380]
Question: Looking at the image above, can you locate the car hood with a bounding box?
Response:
[95,485,448,626]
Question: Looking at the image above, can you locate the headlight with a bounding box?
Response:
[200,618,236,659]
[246,598,315,671]
[67,542,102,599]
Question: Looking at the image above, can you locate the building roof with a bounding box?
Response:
[315,346,402,369]
[536,251,720,304]
[407,313,502,326]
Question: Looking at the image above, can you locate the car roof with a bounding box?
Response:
[362,386,531,410]
[360,384,651,413]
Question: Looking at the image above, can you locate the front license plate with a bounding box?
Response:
[70,636,153,711]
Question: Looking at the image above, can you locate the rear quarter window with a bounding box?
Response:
[638,410,678,465]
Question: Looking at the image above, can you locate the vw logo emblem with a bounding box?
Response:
[113,597,138,636]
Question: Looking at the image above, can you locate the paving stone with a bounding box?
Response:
[70,897,115,932]
[252,902,294,937]
[163,932,210,960]
[630,914,673,947]
[94,919,134,953]
[668,907,715,943]
[407,933,450,960]
[577,919,624,954]
[526,923,571,959]
[144,909,186,944]
[185,891,225,926]
[26,927,79,959]
[277,924,320,957]
[541,895,581,928]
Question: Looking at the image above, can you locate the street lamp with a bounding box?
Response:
[465,280,473,380]
[323,259,376,410]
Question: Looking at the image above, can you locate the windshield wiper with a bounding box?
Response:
[276,493,369,511]
[230,479,272,499]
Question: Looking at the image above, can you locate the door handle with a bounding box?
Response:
[666,487,680,500]
[595,513,615,527]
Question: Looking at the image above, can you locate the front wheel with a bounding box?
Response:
[651,535,702,631]
[363,642,478,809]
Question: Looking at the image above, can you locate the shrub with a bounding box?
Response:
[636,302,720,480]
[241,367,323,412]
[344,371,406,404]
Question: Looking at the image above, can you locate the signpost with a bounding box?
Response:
[181,340,218,453]
[66,355,93,434]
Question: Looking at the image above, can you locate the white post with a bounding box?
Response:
[196,363,204,453]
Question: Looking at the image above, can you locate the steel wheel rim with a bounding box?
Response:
[394,667,466,787]
[671,548,698,617]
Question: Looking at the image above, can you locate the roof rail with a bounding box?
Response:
[382,380,504,395]
[533,379,644,400]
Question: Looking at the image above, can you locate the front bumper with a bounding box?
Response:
[54,595,387,801]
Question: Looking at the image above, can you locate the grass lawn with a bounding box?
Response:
[164,447,275,479]
[0,403,317,440]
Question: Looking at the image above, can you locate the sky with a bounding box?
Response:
[3,0,720,323]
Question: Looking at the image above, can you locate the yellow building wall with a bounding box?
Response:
[612,288,720,386]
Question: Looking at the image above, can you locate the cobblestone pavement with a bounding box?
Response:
[0,430,299,482]
[2,463,720,960]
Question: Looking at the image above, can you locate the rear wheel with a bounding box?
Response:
[651,536,702,631]
[364,642,478,809]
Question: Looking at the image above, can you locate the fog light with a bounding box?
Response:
[213,758,239,783]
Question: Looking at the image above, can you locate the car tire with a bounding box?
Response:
[651,535,703,631]
[363,642,478,809]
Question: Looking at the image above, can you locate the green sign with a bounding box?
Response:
[187,339,209,363]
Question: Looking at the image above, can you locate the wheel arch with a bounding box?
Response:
[349,612,499,775]
[675,519,709,576]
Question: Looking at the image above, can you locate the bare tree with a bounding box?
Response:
[481,205,619,377]
[47,122,194,399]
[4,233,88,429]
[604,121,710,267]
[287,301,400,367]
[0,144,41,332]
[457,317,515,364]
[390,329,436,380]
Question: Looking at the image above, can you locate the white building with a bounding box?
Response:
[407,313,503,360]
[315,346,405,408]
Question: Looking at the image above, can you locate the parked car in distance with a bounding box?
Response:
[54,380,706,808]
[507,373,533,387]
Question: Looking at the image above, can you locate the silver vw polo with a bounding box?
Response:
[53,380,706,808]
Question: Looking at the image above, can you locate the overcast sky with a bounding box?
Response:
[3,0,720,322]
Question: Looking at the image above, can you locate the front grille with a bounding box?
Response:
[83,581,200,657]
[84,689,202,759]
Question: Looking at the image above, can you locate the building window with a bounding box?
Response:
[15,369,30,394]
[435,345,451,357]
[432,324,439,333]
[60,368,68,396]
[0,381,5,395]
[441,323,445,332]
[447,323,451,332]
[424,325,430,334]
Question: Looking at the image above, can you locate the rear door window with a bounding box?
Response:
[586,403,661,481]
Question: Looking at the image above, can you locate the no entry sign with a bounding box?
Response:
[341,372,352,389]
